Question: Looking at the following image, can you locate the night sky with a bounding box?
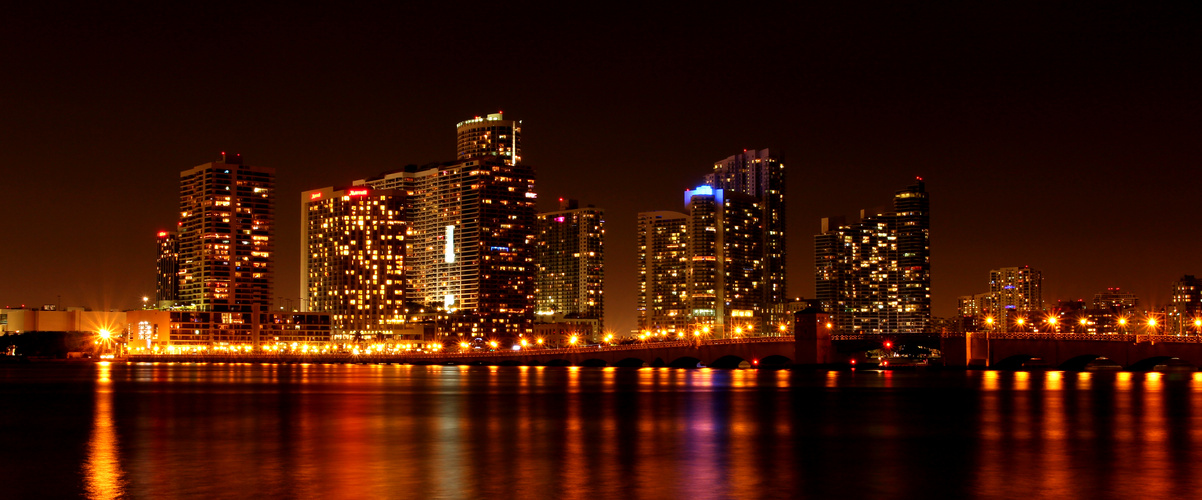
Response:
[2,2,1199,334]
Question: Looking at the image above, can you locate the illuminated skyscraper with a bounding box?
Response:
[177,154,274,312]
[155,230,179,306]
[535,198,604,324]
[356,157,537,339]
[300,186,406,341]
[683,186,763,337]
[707,149,786,322]
[637,211,690,332]
[815,179,931,334]
[456,112,521,164]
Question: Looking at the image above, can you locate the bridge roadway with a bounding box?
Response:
[127,337,799,368]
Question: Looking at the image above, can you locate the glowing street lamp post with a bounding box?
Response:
[984,316,994,366]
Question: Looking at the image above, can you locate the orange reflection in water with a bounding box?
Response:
[84,362,128,499]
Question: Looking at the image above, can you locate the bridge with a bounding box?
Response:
[127,337,799,368]
[124,331,1202,371]
[941,332,1202,370]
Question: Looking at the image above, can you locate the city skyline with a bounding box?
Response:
[2,4,1199,336]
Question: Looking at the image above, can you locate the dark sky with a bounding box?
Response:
[2,2,1199,334]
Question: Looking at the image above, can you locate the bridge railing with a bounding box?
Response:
[127,337,800,363]
[951,332,1202,343]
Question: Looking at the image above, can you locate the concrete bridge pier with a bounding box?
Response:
[794,308,831,365]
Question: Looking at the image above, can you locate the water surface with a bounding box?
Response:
[2,363,1200,499]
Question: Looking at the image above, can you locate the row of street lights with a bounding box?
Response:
[982,313,1200,334]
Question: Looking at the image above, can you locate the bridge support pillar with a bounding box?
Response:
[794,308,831,365]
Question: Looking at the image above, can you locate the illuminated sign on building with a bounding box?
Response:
[137,320,156,348]
[310,192,323,200]
[348,189,369,197]
[157,231,169,238]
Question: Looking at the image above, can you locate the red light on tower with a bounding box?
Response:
[884,341,893,349]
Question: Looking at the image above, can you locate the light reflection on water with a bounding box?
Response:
[83,362,127,499]
[2,364,1200,498]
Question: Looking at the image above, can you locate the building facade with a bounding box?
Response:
[456,112,521,165]
[1167,275,1202,335]
[815,179,931,334]
[177,155,275,312]
[355,157,537,339]
[535,198,604,325]
[637,211,690,333]
[989,265,1043,328]
[300,186,407,341]
[1092,287,1139,312]
[125,309,330,350]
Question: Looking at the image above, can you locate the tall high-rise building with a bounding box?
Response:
[356,157,537,339]
[989,265,1043,327]
[637,211,690,332]
[155,230,179,306]
[683,186,763,336]
[535,198,604,324]
[815,179,931,334]
[177,154,274,312]
[300,186,407,341]
[707,149,786,317]
[456,112,521,164]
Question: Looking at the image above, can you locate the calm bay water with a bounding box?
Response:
[2,362,1201,499]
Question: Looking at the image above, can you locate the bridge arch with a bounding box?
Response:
[757,355,792,370]
[546,359,572,367]
[614,358,647,368]
[581,358,608,367]
[709,355,749,369]
[1058,354,1121,371]
[669,356,702,368]
[1128,356,1195,372]
[651,357,666,367]
[995,354,1044,370]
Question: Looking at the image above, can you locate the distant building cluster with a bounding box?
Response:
[956,269,1202,335]
[145,113,606,349]
[14,109,1202,351]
